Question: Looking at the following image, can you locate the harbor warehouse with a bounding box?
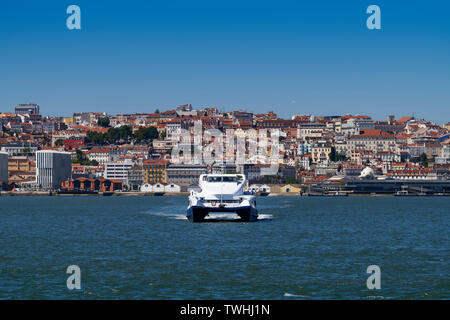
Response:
[36,150,71,189]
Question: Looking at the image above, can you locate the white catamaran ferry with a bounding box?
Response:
[187,174,258,222]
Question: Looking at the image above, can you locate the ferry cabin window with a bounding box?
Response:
[222,176,238,182]
[208,176,223,182]
[206,176,239,182]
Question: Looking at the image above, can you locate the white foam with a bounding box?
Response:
[148,211,273,221]
[284,292,305,297]
[148,211,187,220]
[204,213,240,220]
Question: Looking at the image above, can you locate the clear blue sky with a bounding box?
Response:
[0,0,449,123]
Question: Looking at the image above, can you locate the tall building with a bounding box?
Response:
[0,152,8,185]
[36,150,72,190]
[104,159,133,181]
[15,104,40,116]
[143,159,168,184]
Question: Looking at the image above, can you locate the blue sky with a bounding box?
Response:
[0,0,449,123]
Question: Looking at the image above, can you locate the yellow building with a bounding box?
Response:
[280,184,301,193]
[8,157,35,172]
[312,144,331,163]
[143,159,168,184]
[8,157,36,183]
[63,117,75,125]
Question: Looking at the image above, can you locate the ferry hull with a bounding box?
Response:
[187,205,258,222]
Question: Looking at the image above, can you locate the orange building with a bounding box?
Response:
[61,177,122,192]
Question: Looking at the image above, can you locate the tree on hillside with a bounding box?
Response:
[55,139,64,147]
[410,153,428,167]
[134,126,159,142]
[86,131,106,144]
[98,117,110,128]
[329,147,348,162]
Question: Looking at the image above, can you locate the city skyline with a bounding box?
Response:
[1,1,449,123]
[2,102,449,126]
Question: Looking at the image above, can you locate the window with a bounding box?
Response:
[222,176,238,182]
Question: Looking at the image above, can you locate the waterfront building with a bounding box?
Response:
[140,183,153,192]
[36,150,72,190]
[236,163,272,183]
[280,184,301,193]
[166,164,208,186]
[212,163,237,174]
[164,183,181,193]
[104,159,133,181]
[0,151,8,184]
[126,164,144,189]
[152,183,165,193]
[143,159,169,184]
[7,157,36,183]
[60,177,122,192]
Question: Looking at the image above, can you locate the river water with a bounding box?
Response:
[0,196,448,299]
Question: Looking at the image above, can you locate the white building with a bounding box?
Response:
[0,151,8,185]
[87,148,109,164]
[166,119,182,138]
[1,142,38,156]
[164,183,181,193]
[104,159,133,181]
[435,144,450,164]
[341,117,374,136]
[140,183,152,192]
[152,183,165,193]
[36,150,72,190]
[297,123,326,139]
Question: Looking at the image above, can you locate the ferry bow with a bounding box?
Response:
[187,174,258,222]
